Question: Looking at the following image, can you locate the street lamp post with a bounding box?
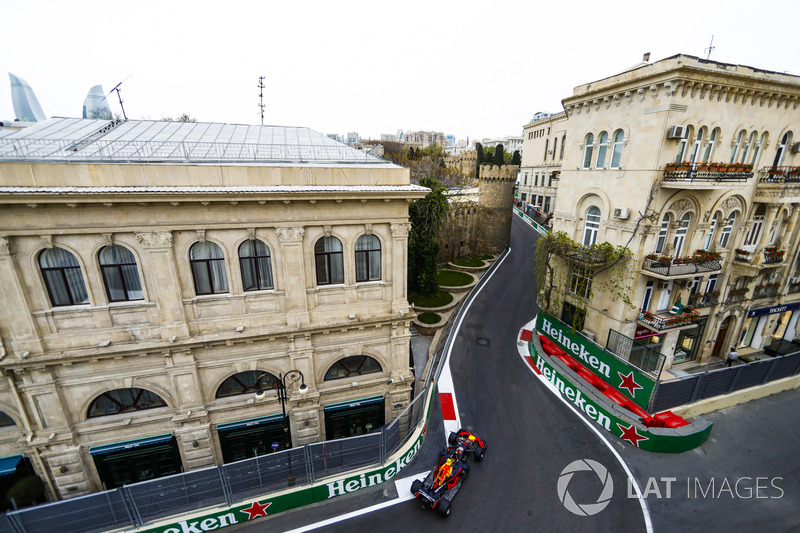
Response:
[254,370,308,449]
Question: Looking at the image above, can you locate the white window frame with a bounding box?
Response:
[583,206,601,246]
[596,131,608,169]
[610,129,624,168]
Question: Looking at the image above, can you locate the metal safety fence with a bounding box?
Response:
[650,351,800,413]
[0,247,509,533]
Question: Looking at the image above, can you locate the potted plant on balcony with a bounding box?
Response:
[788,167,800,177]
[730,288,748,295]
[677,161,692,171]
[706,289,720,297]
[645,253,658,261]
[665,162,679,171]
[657,256,672,264]
[767,166,782,176]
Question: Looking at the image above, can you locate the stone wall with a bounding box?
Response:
[437,164,518,263]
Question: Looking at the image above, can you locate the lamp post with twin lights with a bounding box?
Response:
[254,370,308,450]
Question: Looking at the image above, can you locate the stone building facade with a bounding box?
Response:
[519,111,566,217]
[548,54,800,369]
[0,118,427,500]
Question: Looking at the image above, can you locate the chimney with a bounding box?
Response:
[643,52,651,62]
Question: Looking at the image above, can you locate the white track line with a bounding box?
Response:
[283,472,429,533]
[285,251,512,532]
[518,322,653,533]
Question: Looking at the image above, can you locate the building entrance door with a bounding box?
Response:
[713,316,733,357]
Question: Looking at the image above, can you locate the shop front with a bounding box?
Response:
[741,302,800,354]
[217,414,287,463]
[323,395,385,440]
[674,317,707,364]
[90,434,182,490]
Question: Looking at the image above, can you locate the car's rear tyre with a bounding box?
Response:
[475,445,486,462]
[447,432,459,446]
[436,498,451,518]
[410,479,422,494]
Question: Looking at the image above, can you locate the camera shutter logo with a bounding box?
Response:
[557,459,614,516]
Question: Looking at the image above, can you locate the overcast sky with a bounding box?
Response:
[2,0,798,142]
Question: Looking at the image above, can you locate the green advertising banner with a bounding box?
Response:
[529,345,711,453]
[537,310,655,410]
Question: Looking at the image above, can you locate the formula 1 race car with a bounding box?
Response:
[410,429,487,518]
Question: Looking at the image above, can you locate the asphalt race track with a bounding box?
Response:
[236,215,800,533]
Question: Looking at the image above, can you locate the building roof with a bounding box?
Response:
[0,117,399,167]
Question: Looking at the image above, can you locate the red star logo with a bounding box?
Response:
[240,500,271,520]
[618,371,644,397]
[617,423,648,447]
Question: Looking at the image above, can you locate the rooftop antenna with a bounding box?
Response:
[103,75,131,120]
[704,35,715,60]
[258,76,266,126]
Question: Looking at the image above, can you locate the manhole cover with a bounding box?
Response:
[477,337,490,346]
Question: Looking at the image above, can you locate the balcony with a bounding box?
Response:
[755,167,800,203]
[725,290,749,304]
[661,162,753,190]
[687,292,719,308]
[753,285,780,300]
[642,251,722,279]
[638,309,703,332]
[734,247,785,270]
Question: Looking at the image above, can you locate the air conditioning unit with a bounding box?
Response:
[613,207,630,220]
[791,142,800,154]
[667,125,687,139]
[582,329,596,342]
[658,281,670,290]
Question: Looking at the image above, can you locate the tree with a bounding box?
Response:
[475,143,484,165]
[493,143,505,166]
[160,114,197,122]
[511,150,521,165]
[408,176,448,296]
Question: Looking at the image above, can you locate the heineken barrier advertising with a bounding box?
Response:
[141,433,425,533]
[537,310,655,410]
[530,344,712,453]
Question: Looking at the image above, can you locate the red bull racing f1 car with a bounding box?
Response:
[410,429,486,517]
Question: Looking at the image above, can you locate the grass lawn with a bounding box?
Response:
[438,269,474,287]
[451,254,493,267]
[408,290,454,308]
[416,312,442,324]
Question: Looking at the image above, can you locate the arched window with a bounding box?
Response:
[239,239,273,291]
[99,245,143,302]
[655,214,670,253]
[582,134,594,169]
[751,132,767,166]
[702,128,719,162]
[673,213,691,257]
[560,135,566,160]
[611,129,624,168]
[773,131,793,167]
[0,411,15,428]
[324,356,382,381]
[355,234,381,282]
[216,370,279,398]
[730,130,745,163]
[315,236,344,285]
[595,132,608,168]
[583,206,601,246]
[88,388,167,418]
[741,131,757,164]
[689,128,705,163]
[720,212,736,248]
[704,213,720,250]
[39,248,89,306]
[190,242,229,295]
[676,127,690,162]
[744,205,767,247]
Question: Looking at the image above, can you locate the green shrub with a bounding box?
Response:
[408,291,453,308]
[417,312,442,324]
[438,269,473,286]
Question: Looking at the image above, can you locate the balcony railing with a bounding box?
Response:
[725,290,749,304]
[642,256,722,277]
[734,249,753,263]
[753,285,780,299]
[663,162,753,184]
[687,293,719,308]
[759,166,800,183]
[638,310,702,331]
